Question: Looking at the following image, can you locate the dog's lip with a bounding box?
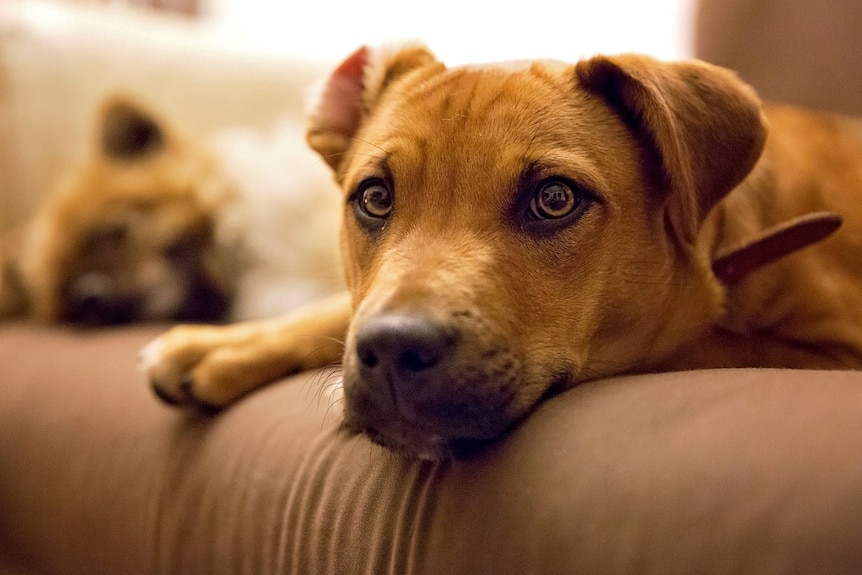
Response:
[60,298,139,326]
[342,370,579,459]
[344,418,498,461]
[350,374,520,430]
[342,392,523,460]
[353,424,450,461]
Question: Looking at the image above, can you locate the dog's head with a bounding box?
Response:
[20,95,235,325]
[308,44,767,459]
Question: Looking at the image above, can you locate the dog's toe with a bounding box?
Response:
[138,338,166,379]
[148,373,225,413]
[150,381,183,406]
[178,378,224,413]
[140,336,246,410]
[139,335,213,409]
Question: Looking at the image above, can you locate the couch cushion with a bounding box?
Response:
[2,323,862,574]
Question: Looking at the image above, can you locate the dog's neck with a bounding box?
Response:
[711,211,843,285]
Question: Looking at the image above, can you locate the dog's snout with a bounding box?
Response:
[67,273,136,324]
[355,314,452,378]
[345,311,523,456]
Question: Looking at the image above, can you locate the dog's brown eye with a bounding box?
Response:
[529,181,579,220]
[359,182,393,219]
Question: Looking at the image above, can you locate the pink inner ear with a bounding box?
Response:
[312,45,369,138]
[336,45,369,78]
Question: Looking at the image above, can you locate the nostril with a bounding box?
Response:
[398,347,440,373]
[357,344,379,368]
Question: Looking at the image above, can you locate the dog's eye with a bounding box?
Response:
[529,180,580,220]
[357,181,393,219]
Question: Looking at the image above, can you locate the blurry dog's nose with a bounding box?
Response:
[68,273,135,324]
[355,314,453,380]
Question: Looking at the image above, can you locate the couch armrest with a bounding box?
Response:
[1,323,862,574]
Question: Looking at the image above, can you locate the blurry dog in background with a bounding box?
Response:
[0,94,342,325]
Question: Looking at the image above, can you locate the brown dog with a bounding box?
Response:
[1,95,236,325]
[141,43,862,460]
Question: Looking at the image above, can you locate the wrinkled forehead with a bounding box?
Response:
[344,61,611,188]
[374,59,575,131]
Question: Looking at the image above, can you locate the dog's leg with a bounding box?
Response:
[681,328,862,371]
[140,291,350,409]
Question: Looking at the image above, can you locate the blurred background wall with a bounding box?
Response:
[71,0,699,62]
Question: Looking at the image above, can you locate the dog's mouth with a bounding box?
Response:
[342,367,576,461]
[59,271,230,326]
[342,371,524,460]
[61,292,139,325]
[342,414,504,461]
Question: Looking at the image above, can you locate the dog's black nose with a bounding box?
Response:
[355,314,453,379]
[70,293,137,325]
[66,274,136,325]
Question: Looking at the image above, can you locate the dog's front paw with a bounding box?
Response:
[141,295,351,411]
[139,323,271,410]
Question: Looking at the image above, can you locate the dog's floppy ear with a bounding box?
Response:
[96,95,167,161]
[576,55,768,243]
[307,42,441,171]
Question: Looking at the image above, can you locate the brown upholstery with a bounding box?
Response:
[2,323,862,574]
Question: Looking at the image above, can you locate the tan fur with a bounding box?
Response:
[1,95,236,324]
[142,44,862,460]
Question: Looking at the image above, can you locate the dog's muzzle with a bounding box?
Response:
[342,312,522,459]
[61,270,230,325]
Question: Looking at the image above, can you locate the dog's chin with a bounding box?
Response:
[342,410,511,461]
[59,297,138,326]
[348,422,496,462]
[340,367,576,461]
